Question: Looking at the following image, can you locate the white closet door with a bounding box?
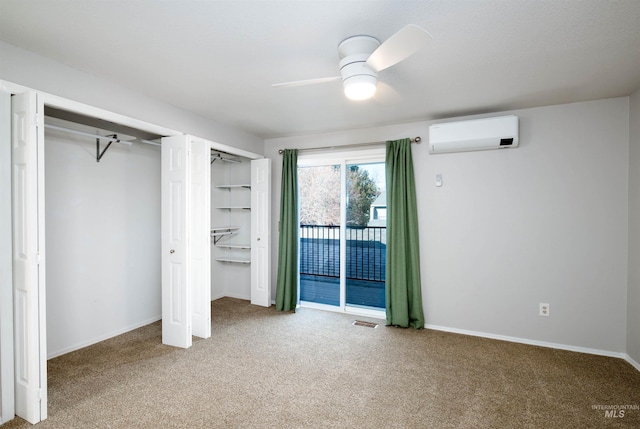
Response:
[190,139,211,339]
[161,135,192,348]
[251,158,271,307]
[11,91,47,423]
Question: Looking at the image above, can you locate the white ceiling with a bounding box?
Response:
[1,0,640,139]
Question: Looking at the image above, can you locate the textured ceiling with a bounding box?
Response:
[1,0,640,139]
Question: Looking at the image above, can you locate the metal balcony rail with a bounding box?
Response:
[299,224,386,282]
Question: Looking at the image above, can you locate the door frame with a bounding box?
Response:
[0,89,14,425]
[297,147,386,319]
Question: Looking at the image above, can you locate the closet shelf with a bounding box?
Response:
[215,257,251,264]
[215,244,251,250]
[211,226,240,234]
[216,184,251,189]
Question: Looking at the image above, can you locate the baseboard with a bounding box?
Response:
[424,323,628,361]
[622,354,640,372]
[44,304,640,373]
[47,315,162,359]
[221,292,251,301]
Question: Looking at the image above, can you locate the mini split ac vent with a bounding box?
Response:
[429,115,519,154]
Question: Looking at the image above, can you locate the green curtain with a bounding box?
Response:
[385,139,425,328]
[275,149,299,311]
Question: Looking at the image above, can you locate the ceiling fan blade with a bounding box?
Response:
[366,24,432,72]
[373,81,403,105]
[272,76,341,88]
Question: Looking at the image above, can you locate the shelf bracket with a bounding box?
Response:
[96,134,118,162]
[213,232,234,245]
[211,228,238,244]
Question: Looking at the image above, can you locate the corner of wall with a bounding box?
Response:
[628,88,640,364]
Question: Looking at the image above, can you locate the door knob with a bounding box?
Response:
[170,249,175,254]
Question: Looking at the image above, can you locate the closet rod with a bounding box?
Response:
[277,136,421,155]
[45,124,131,145]
[210,152,242,164]
[44,124,162,147]
[140,139,162,147]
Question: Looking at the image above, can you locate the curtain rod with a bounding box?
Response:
[277,136,421,155]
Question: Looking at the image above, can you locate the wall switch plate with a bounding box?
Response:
[539,303,550,317]
[435,174,443,187]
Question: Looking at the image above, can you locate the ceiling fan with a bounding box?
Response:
[272,24,432,101]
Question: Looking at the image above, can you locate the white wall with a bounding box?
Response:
[628,89,640,364]
[266,97,630,353]
[0,41,263,154]
[44,127,161,358]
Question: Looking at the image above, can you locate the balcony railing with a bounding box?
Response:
[299,224,386,283]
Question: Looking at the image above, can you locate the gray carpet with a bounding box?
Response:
[2,297,639,428]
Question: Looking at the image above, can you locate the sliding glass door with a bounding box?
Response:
[298,150,386,316]
[298,164,341,306]
[345,161,386,309]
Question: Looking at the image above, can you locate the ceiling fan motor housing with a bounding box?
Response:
[338,35,380,57]
[338,36,380,99]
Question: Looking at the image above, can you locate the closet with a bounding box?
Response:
[7,89,269,424]
[211,154,252,296]
[160,135,271,348]
[210,153,271,307]
[9,91,173,424]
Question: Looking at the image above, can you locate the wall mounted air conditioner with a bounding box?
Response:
[428,115,519,154]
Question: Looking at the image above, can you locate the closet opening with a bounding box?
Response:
[210,152,253,298]
[43,106,166,359]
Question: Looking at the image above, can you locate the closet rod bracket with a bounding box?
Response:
[96,134,118,162]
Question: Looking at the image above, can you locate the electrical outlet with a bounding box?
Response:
[539,303,550,317]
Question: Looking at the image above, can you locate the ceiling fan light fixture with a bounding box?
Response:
[343,75,377,101]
